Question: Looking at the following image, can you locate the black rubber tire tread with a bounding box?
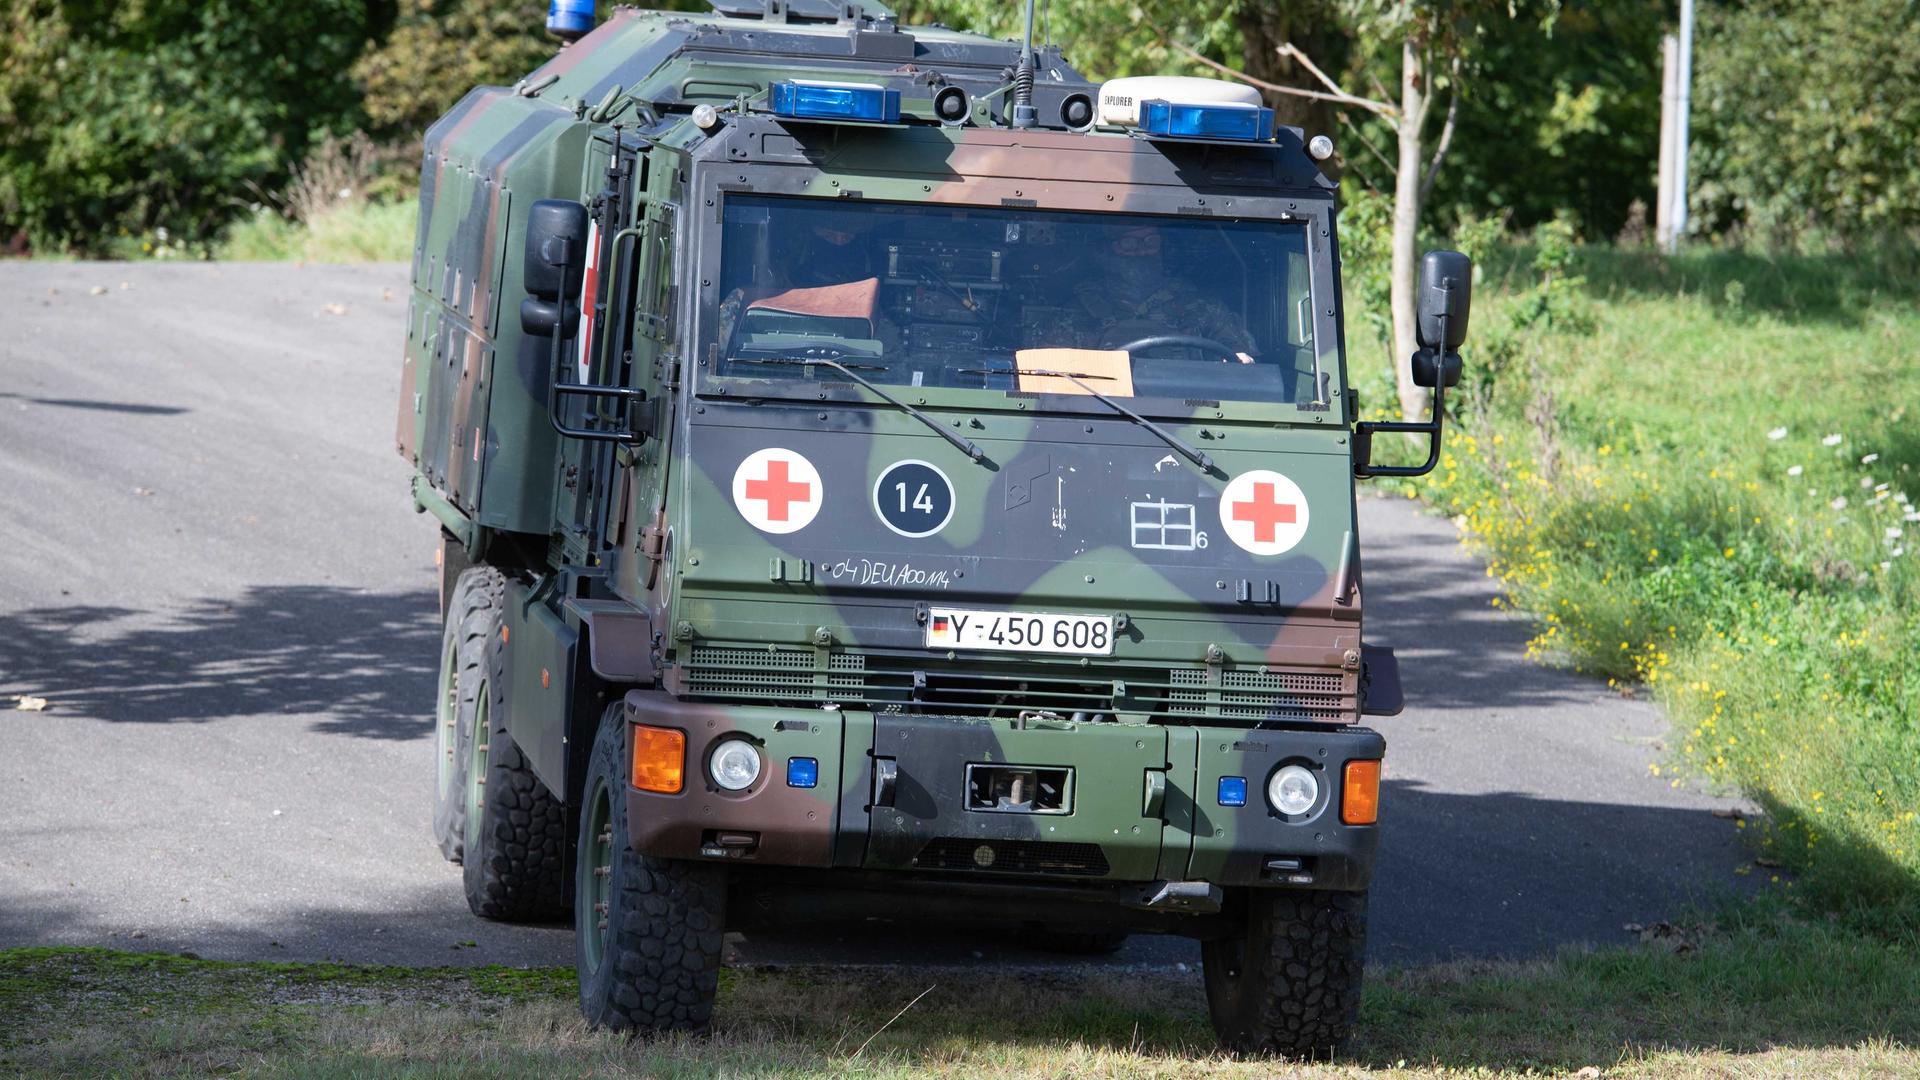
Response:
[1201,888,1367,1060]
[577,702,727,1035]
[432,567,501,863]
[461,567,570,923]
[1019,924,1130,956]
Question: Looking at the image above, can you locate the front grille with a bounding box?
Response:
[679,645,1355,725]
[911,838,1110,876]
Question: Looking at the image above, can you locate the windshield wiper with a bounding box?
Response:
[960,367,1214,472]
[732,356,983,462]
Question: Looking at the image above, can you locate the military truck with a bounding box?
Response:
[399,0,1470,1057]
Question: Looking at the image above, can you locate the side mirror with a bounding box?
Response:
[1353,249,1473,478]
[1411,249,1470,389]
[523,199,589,301]
[1414,249,1472,351]
[518,199,583,336]
[520,200,588,337]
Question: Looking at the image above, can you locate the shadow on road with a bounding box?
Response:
[0,586,437,739]
[2,785,1751,969]
[0,391,190,415]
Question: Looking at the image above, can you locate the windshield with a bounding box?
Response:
[709,195,1321,406]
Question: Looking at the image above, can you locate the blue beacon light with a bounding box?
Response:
[770,81,902,123]
[1139,99,1274,142]
[546,0,596,41]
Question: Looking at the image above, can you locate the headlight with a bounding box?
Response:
[708,739,762,791]
[1267,764,1319,816]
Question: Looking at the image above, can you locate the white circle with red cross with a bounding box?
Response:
[732,448,823,534]
[1218,469,1310,556]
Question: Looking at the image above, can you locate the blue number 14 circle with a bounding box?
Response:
[873,460,955,538]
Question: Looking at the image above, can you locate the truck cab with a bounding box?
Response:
[400,0,1468,1057]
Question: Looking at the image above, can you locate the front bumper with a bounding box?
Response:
[622,689,1383,891]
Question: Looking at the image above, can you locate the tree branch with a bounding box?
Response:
[1275,41,1345,99]
[1164,38,1397,117]
[1419,90,1458,202]
[1340,109,1397,176]
[1418,53,1462,202]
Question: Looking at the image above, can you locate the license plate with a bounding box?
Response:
[925,607,1114,656]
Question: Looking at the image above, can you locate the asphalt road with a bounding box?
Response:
[0,262,1754,972]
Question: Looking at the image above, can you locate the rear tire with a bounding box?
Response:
[431,568,497,863]
[576,702,727,1034]
[456,566,569,922]
[1201,888,1367,1059]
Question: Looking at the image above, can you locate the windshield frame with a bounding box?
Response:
[683,139,1350,428]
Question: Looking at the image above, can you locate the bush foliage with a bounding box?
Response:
[1690,0,1920,243]
[0,0,377,255]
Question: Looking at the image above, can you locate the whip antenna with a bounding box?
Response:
[1011,0,1037,127]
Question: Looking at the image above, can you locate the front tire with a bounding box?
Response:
[576,702,727,1034]
[1202,888,1367,1059]
[431,569,496,863]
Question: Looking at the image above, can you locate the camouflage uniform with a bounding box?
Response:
[1064,277,1256,355]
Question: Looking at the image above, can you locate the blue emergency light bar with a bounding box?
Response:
[770,80,902,123]
[1139,99,1274,142]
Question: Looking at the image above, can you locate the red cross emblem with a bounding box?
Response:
[731,448,823,534]
[1230,482,1298,543]
[1218,469,1310,555]
[744,459,811,522]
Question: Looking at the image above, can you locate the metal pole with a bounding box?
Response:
[1656,34,1678,249]
[1668,0,1694,252]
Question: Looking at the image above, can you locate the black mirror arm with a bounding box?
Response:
[1352,371,1449,478]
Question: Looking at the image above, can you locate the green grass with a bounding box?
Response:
[215,199,416,262]
[1377,240,1920,934]
[3,914,1915,1077]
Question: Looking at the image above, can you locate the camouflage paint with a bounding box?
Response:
[403,3,1393,897]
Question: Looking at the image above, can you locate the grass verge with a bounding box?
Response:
[216,199,416,263]
[1369,239,1920,934]
[3,912,1915,1078]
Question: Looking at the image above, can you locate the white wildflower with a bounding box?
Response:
[1862,453,1880,464]
[1823,434,1844,446]
[1895,548,1906,558]
[1831,496,1849,510]
[1906,511,1920,522]
[1861,476,1875,489]
[1767,427,1789,441]
[1887,527,1903,539]
[1787,465,1804,477]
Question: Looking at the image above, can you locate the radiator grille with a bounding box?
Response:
[679,646,1354,725]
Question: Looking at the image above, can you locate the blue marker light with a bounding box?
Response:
[1217,776,1248,807]
[1139,99,1273,142]
[770,81,902,123]
[786,757,819,789]
[546,0,595,41]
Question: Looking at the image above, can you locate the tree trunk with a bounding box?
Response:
[1390,38,1431,422]
[1233,2,1347,138]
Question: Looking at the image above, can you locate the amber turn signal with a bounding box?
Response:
[1341,760,1381,825]
[631,724,686,794]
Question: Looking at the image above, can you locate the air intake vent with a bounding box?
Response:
[680,646,1355,726]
